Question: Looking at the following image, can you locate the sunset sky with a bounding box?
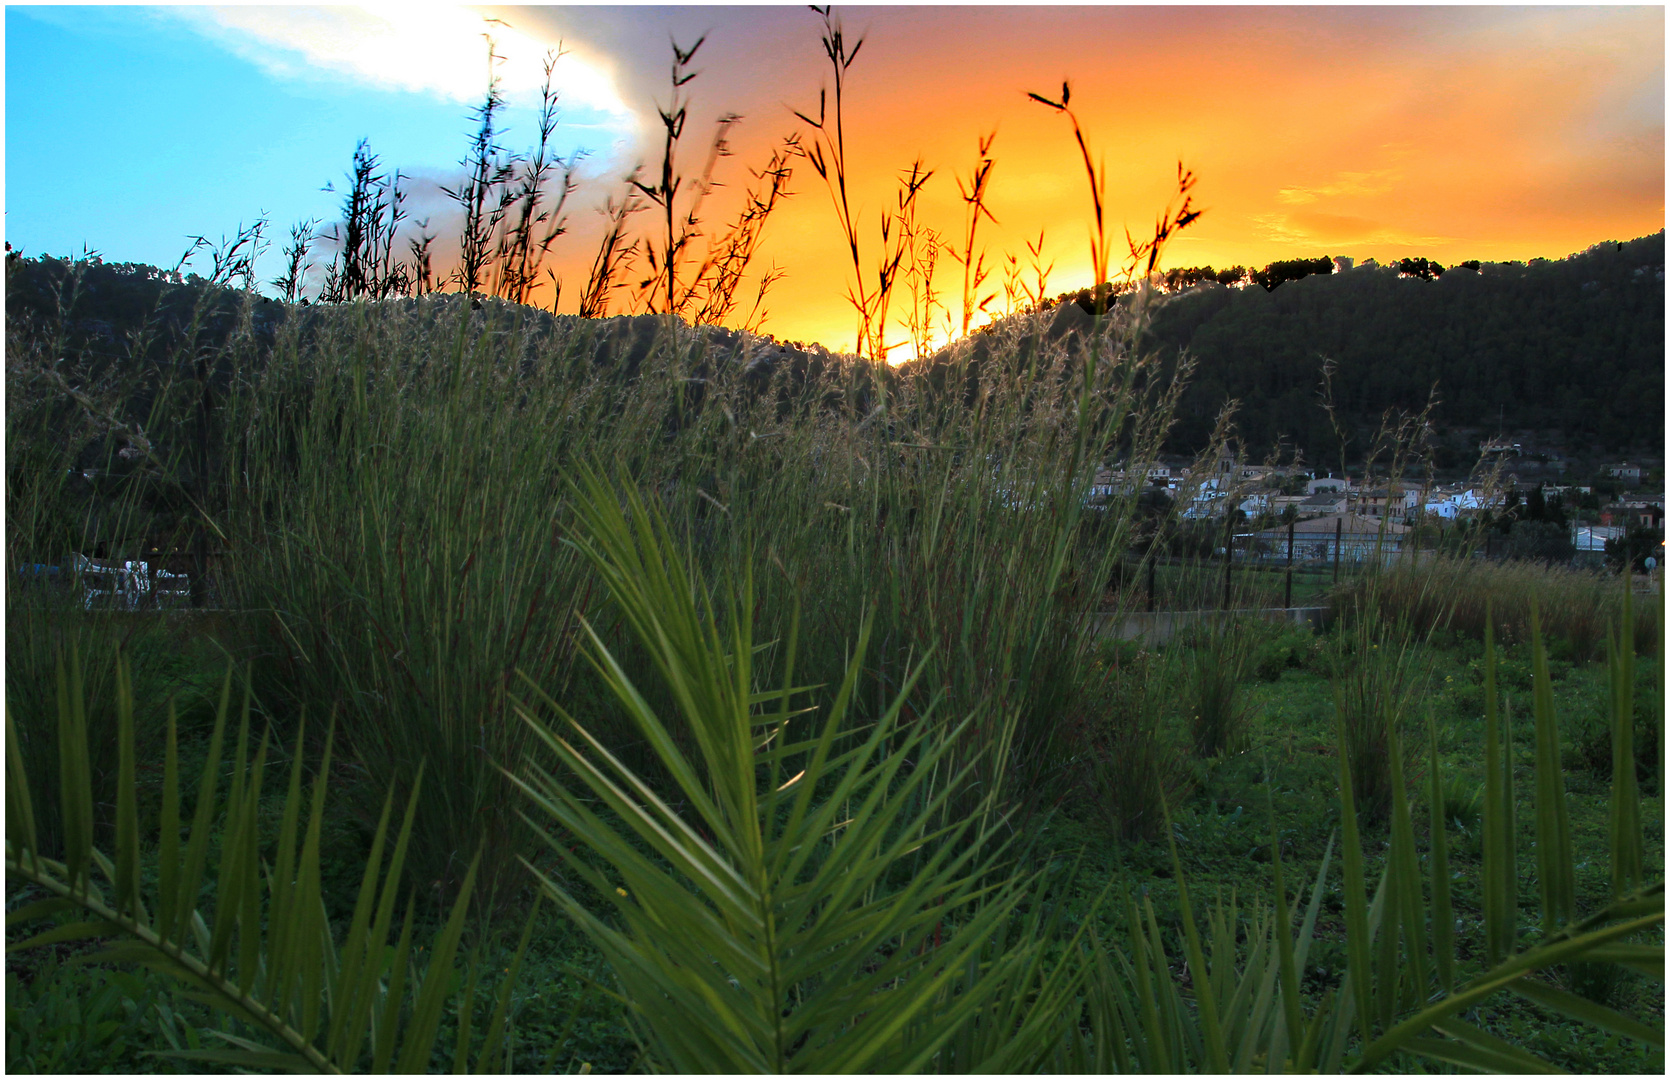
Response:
[6,4,1664,353]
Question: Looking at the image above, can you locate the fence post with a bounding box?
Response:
[1222,511,1234,610]
[1333,517,1343,584]
[1285,519,1295,609]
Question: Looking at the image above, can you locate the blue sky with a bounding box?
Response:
[6,5,633,276]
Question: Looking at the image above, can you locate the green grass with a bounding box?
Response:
[9,584,1661,1072]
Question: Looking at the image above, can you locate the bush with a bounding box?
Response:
[1250,624,1317,682]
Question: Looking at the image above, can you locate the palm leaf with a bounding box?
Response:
[511,465,1051,1073]
[5,650,535,1073]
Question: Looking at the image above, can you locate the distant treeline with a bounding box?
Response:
[1120,233,1664,460]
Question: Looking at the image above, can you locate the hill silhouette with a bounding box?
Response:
[1126,233,1664,460]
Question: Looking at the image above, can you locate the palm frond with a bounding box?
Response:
[511,465,1072,1072]
[5,649,537,1074]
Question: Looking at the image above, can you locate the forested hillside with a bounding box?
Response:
[1138,232,1664,460]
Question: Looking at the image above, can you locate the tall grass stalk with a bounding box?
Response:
[445,36,514,297]
[794,6,876,357]
[955,132,998,338]
[492,48,579,308]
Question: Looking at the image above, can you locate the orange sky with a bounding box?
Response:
[477,5,1664,354]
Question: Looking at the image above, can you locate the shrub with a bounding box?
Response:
[1250,623,1316,682]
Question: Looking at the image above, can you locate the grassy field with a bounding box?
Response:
[7,545,1662,1071]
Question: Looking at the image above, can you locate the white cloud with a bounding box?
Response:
[173,5,632,116]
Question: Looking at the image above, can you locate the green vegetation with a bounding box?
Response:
[8,210,1662,1080]
[9,495,1664,1071]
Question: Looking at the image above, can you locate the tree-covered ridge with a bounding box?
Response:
[1136,233,1664,460]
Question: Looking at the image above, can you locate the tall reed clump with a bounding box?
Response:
[220,298,645,909]
[1346,551,1656,660]
[1069,644,1190,842]
[1328,600,1428,826]
[721,304,1180,818]
[1182,616,1251,759]
[13,246,1189,906]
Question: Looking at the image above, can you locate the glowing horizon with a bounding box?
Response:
[7,5,1663,355]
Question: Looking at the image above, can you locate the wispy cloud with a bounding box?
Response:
[171,5,632,116]
[1252,211,1455,250]
[1277,168,1401,206]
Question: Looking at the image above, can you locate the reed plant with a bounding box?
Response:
[12,217,1191,899]
[318,140,415,303]
[491,49,578,308]
[444,38,514,298]
[1069,645,1191,842]
[628,35,723,317]
[342,283,1166,856]
[1327,603,1427,826]
[1182,616,1251,759]
[794,6,875,356]
[1347,550,1656,660]
[220,298,622,908]
[954,132,999,338]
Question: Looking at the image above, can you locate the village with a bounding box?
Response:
[1089,443,1666,574]
[29,442,1667,614]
